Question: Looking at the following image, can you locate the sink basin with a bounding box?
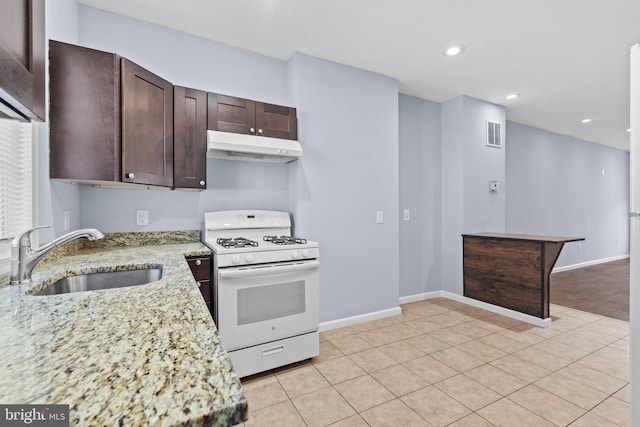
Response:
[35,268,162,296]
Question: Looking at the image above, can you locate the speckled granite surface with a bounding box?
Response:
[0,233,247,426]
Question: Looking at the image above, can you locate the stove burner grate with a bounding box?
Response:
[263,235,308,245]
[217,237,259,248]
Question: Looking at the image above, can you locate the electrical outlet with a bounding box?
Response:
[136,210,149,226]
[403,209,410,221]
[376,211,384,224]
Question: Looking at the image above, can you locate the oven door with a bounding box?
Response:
[215,259,319,351]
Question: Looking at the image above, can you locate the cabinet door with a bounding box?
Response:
[0,0,45,121]
[207,93,256,135]
[186,256,213,317]
[256,102,297,140]
[174,86,207,189]
[186,256,211,282]
[121,59,173,187]
[49,41,121,182]
[198,280,212,314]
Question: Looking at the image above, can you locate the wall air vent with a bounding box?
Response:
[486,121,502,148]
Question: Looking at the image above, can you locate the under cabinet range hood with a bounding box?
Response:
[207,130,302,163]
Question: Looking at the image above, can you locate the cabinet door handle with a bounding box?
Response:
[249,127,255,133]
[195,259,202,266]
[258,128,264,134]
[125,172,135,179]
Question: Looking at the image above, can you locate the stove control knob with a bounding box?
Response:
[245,253,254,263]
[301,249,310,258]
[232,255,241,264]
[291,250,300,259]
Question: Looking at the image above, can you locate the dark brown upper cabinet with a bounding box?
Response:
[174,86,207,189]
[121,59,173,187]
[208,92,297,140]
[0,0,45,121]
[50,41,174,188]
[49,41,121,183]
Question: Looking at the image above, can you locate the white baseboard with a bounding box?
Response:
[440,291,551,328]
[403,290,550,327]
[399,291,442,305]
[322,290,551,332]
[319,306,402,332]
[552,254,629,273]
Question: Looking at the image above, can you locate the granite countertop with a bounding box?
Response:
[0,231,247,426]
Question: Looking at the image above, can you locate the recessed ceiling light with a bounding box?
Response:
[444,45,465,56]
[580,118,592,124]
[506,93,519,100]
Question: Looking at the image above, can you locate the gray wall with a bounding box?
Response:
[78,6,289,106]
[506,121,630,267]
[77,6,291,233]
[439,96,506,294]
[43,5,630,323]
[398,94,441,296]
[38,0,82,243]
[79,160,289,232]
[77,7,402,323]
[288,53,400,322]
[461,97,506,234]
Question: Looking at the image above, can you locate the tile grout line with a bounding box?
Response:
[242,299,629,427]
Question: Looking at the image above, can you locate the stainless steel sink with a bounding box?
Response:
[35,268,162,296]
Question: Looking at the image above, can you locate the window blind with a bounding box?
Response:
[0,118,33,243]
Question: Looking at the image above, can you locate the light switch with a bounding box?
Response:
[403,209,410,221]
[376,211,384,224]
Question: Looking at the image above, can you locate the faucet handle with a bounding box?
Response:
[11,225,53,248]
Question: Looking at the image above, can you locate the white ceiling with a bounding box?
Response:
[79,0,640,151]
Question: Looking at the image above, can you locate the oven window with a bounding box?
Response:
[237,281,305,325]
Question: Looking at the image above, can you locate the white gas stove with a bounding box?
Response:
[204,210,319,377]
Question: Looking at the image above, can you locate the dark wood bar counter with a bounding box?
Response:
[462,233,584,319]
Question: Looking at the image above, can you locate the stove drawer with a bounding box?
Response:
[228,331,319,378]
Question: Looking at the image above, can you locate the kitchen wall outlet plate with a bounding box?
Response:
[403,209,410,221]
[489,180,499,192]
[376,211,384,224]
[136,210,149,226]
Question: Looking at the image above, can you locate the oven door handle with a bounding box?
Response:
[218,260,320,279]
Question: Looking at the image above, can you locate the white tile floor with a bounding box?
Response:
[239,298,630,426]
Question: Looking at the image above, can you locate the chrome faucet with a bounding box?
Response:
[10,225,105,285]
